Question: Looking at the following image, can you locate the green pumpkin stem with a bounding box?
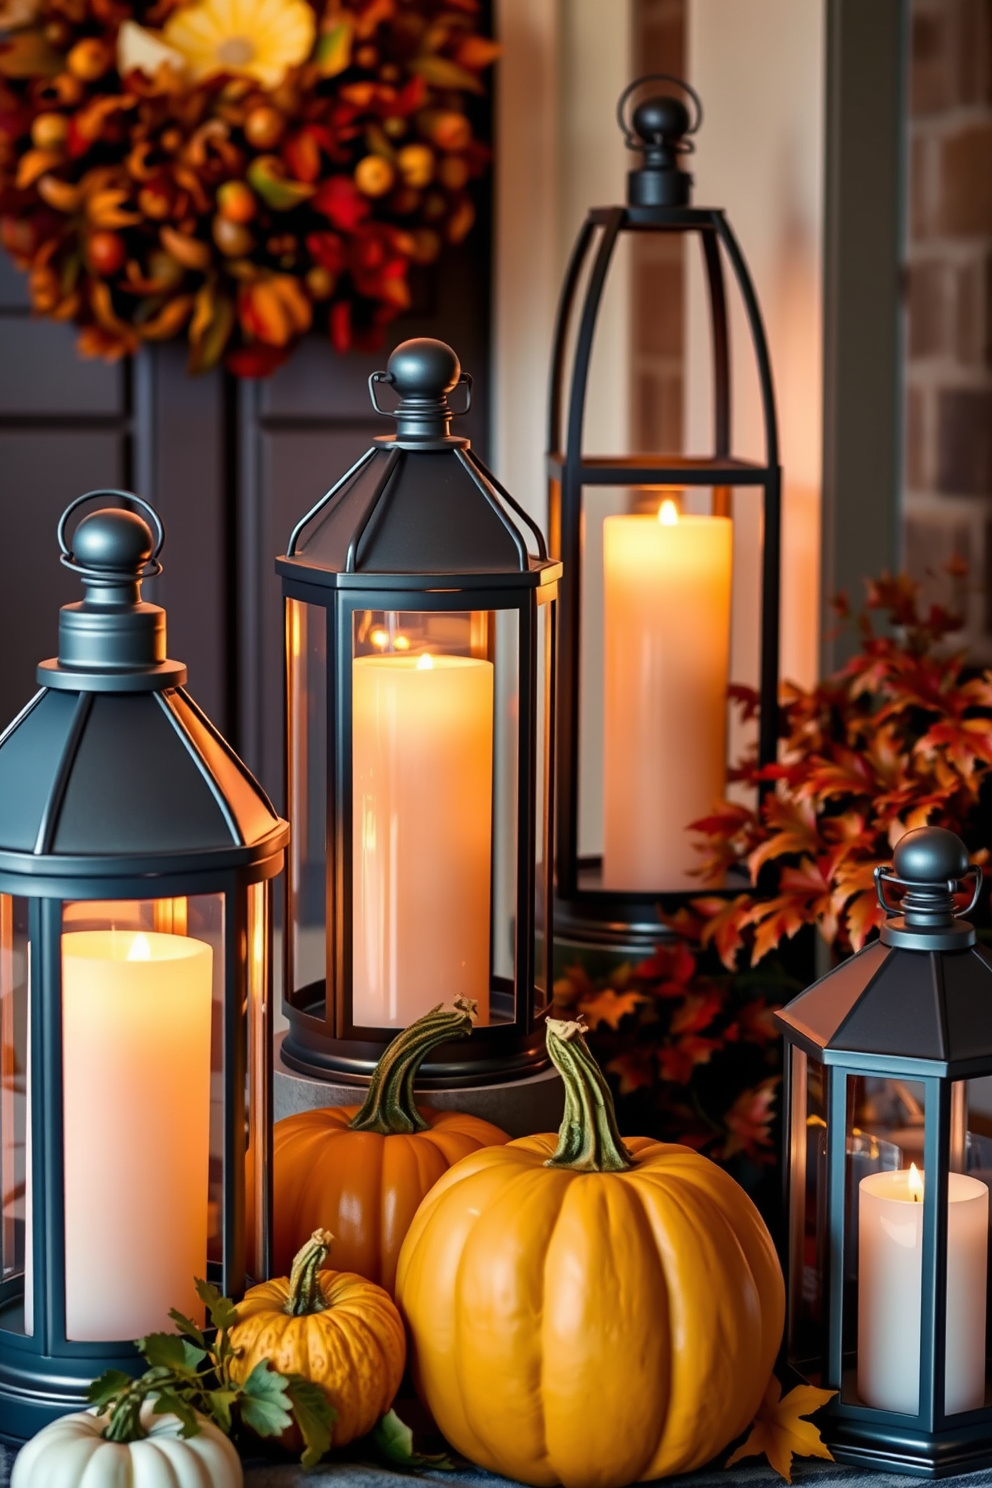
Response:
[545,1018,634,1173]
[102,1384,148,1443]
[348,998,478,1136]
[286,1229,334,1316]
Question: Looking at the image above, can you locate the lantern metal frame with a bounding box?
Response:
[778,827,992,1477]
[0,492,288,1441]
[277,339,560,1086]
[547,75,782,948]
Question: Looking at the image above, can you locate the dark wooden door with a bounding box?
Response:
[0,236,490,807]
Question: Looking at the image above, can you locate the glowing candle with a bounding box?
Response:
[602,501,732,890]
[858,1163,988,1415]
[62,928,212,1341]
[352,652,493,1026]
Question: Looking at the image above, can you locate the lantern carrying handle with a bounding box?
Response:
[616,74,703,152]
[368,369,473,418]
[58,489,164,580]
[874,862,983,919]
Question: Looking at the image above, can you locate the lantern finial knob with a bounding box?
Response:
[617,74,702,209]
[893,826,970,886]
[368,337,472,445]
[876,825,981,951]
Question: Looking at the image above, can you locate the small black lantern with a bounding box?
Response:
[547,75,781,950]
[278,338,560,1084]
[778,825,992,1474]
[0,492,288,1439]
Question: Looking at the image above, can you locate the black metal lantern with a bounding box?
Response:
[548,75,781,951]
[277,338,560,1085]
[0,492,288,1439]
[778,825,992,1475]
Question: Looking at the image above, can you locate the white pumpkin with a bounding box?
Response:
[11,1402,243,1488]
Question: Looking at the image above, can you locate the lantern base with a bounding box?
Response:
[275,1033,565,1138]
[0,1301,142,1441]
[826,1414,992,1478]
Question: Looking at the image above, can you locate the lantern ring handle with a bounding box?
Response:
[874,862,984,918]
[57,489,164,580]
[367,369,473,418]
[616,73,703,152]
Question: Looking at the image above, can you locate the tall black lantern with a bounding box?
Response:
[0,493,288,1439]
[548,75,781,950]
[278,338,560,1084]
[778,826,992,1475]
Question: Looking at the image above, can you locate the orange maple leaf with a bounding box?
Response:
[577,987,644,1031]
[726,1376,836,1483]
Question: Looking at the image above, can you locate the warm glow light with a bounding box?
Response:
[126,932,152,962]
[394,635,410,651]
[416,653,434,671]
[909,1162,924,1202]
[658,498,679,526]
[370,628,389,650]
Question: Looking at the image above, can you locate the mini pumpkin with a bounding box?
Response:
[397,1018,785,1488]
[229,1229,405,1447]
[272,998,509,1292]
[11,1402,242,1488]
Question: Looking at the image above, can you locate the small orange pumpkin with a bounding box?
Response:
[229,1229,405,1447]
[273,999,509,1292]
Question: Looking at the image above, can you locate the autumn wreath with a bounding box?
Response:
[0,0,496,374]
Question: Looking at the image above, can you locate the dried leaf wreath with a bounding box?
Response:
[0,0,496,374]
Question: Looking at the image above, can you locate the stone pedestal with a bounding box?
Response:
[273,1034,564,1139]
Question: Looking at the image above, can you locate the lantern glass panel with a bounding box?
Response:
[534,594,552,1014]
[59,894,223,1342]
[0,897,28,1309]
[350,606,520,1031]
[575,484,735,895]
[246,880,270,1281]
[287,597,327,1009]
[787,1048,825,1381]
[951,1078,992,1413]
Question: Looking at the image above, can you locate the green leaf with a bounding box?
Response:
[205,1388,240,1434]
[138,1332,206,1375]
[283,1375,336,1469]
[247,156,315,212]
[372,1409,456,1471]
[151,1389,201,1439]
[239,1361,294,1439]
[315,18,352,76]
[168,1308,207,1350]
[409,55,485,94]
[195,1277,239,1334]
[87,1370,133,1411]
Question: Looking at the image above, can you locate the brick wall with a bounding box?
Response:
[904,0,992,653]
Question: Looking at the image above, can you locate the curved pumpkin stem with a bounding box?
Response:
[545,1018,633,1173]
[348,997,478,1136]
[286,1229,334,1316]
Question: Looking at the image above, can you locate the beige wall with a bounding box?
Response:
[686,0,826,692]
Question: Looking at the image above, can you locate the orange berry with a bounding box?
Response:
[306,266,334,299]
[356,44,377,67]
[137,182,172,220]
[212,215,253,257]
[217,180,257,224]
[383,115,406,138]
[354,154,394,197]
[43,19,71,46]
[67,38,110,81]
[86,230,126,276]
[244,106,285,149]
[397,142,433,188]
[31,113,67,151]
[437,154,469,191]
[422,110,471,153]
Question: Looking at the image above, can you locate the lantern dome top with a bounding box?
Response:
[279,338,560,590]
[0,493,287,878]
[893,825,970,884]
[618,74,701,209]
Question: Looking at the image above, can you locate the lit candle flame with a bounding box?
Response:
[126,932,152,962]
[416,653,434,671]
[394,634,410,651]
[909,1162,923,1202]
[658,498,679,526]
[370,627,389,650]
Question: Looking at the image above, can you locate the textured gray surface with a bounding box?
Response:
[273,1037,566,1139]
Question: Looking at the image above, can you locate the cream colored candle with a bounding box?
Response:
[858,1165,988,1415]
[353,653,493,1026]
[602,503,732,890]
[62,929,212,1341]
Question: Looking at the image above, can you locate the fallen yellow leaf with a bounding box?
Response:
[726,1376,836,1484]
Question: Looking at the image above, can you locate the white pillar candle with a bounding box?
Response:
[352,653,493,1027]
[62,929,212,1341]
[602,503,732,891]
[858,1165,988,1415]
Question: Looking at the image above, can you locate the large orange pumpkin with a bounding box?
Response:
[273,998,508,1292]
[396,1018,785,1488]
